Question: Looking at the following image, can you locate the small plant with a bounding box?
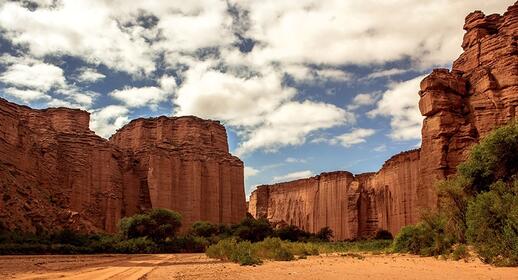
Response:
[451,244,470,261]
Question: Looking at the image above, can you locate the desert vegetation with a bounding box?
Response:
[393,122,518,266]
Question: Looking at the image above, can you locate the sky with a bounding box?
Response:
[0,0,514,197]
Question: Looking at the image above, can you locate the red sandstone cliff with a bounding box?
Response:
[249,2,518,240]
[0,98,246,233]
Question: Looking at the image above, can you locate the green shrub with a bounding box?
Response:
[206,238,239,260]
[206,238,262,265]
[232,214,273,242]
[316,227,334,242]
[114,237,157,254]
[451,244,469,261]
[393,213,454,257]
[190,221,219,238]
[254,238,294,261]
[466,181,518,266]
[119,208,182,242]
[374,229,393,240]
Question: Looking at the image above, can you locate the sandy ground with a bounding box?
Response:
[0,253,517,280]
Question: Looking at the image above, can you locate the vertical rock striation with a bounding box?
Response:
[109,117,246,229]
[0,99,246,233]
[249,2,518,240]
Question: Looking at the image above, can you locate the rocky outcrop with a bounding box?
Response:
[249,2,518,240]
[0,98,246,233]
[110,117,246,229]
[249,150,420,240]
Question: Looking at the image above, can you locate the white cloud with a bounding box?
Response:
[373,144,387,152]
[175,63,296,127]
[110,86,169,110]
[332,128,376,148]
[368,75,426,140]
[273,170,313,183]
[347,92,379,111]
[285,157,307,163]
[366,68,408,80]
[235,100,352,155]
[284,64,352,83]
[244,166,259,178]
[76,67,106,83]
[0,62,65,91]
[89,105,130,138]
[3,88,50,102]
[243,0,513,68]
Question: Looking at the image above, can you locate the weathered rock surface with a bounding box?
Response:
[249,2,518,240]
[0,98,246,233]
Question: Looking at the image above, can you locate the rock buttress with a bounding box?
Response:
[109,116,246,230]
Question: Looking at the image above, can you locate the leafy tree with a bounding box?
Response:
[232,213,273,242]
[316,227,334,242]
[190,221,219,238]
[119,208,182,242]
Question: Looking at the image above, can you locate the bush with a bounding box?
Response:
[374,229,393,240]
[119,208,182,242]
[163,235,209,253]
[114,237,157,254]
[393,212,453,256]
[232,214,273,242]
[275,225,310,242]
[451,244,470,261]
[190,221,219,238]
[254,238,294,261]
[466,181,518,266]
[206,239,262,265]
[316,227,334,242]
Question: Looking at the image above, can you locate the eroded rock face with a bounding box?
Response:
[110,117,246,229]
[0,98,246,233]
[249,2,517,240]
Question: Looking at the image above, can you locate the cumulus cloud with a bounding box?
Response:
[244,166,259,178]
[273,170,313,183]
[243,0,513,68]
[284,64,352,83]
[365,68,409,80]
[110,86,168,110]
[0,62,65,91]
[89,105,130,138]
[347,92,380,111]
[235,100,352,155]
[3,88,50,102]
[331,128,376,148]
[75,67,106,83]
[368,75,426,140]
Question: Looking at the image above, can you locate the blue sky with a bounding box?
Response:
[0,0,514,197]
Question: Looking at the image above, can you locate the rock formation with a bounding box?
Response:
[249,2,518,240]
[0,99,246,233]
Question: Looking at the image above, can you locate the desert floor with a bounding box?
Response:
[0,253,517,280]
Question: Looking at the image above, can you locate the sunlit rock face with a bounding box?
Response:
[249,2,518,240]
[0,98,246,233]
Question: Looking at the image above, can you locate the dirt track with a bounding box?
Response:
[1,253,517,280]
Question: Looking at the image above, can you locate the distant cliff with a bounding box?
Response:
[249,2,518,240]
[0,98,246,233]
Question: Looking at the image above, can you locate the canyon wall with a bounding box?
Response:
[249,3,517,240]
[0,99,246,233]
